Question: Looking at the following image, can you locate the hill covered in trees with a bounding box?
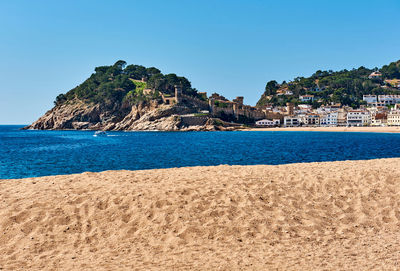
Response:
[257,60,400,108]
[54,60,200,108]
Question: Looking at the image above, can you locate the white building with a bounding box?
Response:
[378,95,400,105]
[368,71,382,79]
[371,113,387,126]
[347,110,371,126]
[302,114,320,126]
[316,104,341,114]
[337,108,349,126]
[297,104,312,114]
[363,95,377,104]
[320,112,338,127]
[387,110,400,126]
[298,104,312,110]
[299,95,315,102]
[277,88,293,96]
[255,119,280,126]
[284,116,301,127]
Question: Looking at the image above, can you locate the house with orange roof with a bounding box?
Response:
[368,71,382,79]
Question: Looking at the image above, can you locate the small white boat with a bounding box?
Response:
[93,131,107,137]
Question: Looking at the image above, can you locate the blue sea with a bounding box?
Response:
[1,125,400,179]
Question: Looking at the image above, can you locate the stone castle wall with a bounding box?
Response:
[180,94,209,110]
[180,116,209,126]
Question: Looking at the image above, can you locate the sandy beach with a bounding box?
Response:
[245,126,400,133]
[1,159,400,270]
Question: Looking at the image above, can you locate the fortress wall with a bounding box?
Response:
[211,106,235,116]
[181,94,209,110]
[180,116,209,126]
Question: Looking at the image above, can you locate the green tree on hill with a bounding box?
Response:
[264,80,279,96]
[381,61,400,79]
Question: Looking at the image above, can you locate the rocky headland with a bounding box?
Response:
[24,61,243,131]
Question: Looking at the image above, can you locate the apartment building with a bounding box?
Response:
[320,112,338,126]
[347,110,371,126]
[387,110,400,126]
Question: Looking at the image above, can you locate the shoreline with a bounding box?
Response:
[244,126,400,133]
[2,157,398,181]
[3,156,399,180]
[9,124,400,133]
[2,158,400,270]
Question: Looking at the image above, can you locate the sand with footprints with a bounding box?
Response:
[1,158,400,270]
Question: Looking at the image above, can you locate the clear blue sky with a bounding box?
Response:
[0,0,399,124]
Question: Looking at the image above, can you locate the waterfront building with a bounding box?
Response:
[284,116,301,127]
[371,113,388,126]
[302,114,320,126]
[387,110,400,126]
[255,119,280,126]
[320,112,338,126]
[336,108,349,126]
[347,110,371,126]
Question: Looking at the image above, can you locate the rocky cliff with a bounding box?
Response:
[24,100,236,131]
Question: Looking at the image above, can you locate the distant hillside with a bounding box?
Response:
[257,60,400,108]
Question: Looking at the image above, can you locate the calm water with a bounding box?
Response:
[1,125,400,179]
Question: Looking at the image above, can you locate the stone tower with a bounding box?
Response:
[286,102,294,116]
[175,85,182,104]
[233,96,244,105]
